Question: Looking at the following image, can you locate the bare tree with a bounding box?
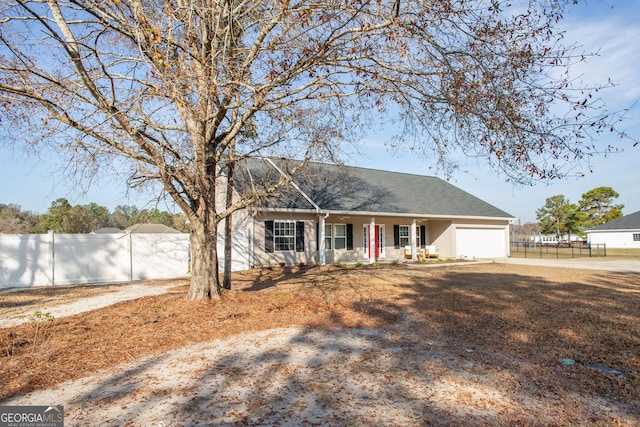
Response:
[0,203,39,233]
[0,0,633,299]
[510,221,541,242]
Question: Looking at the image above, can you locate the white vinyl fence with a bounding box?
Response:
[0,231,190,289]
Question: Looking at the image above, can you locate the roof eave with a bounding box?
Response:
[253,207,514,221]
[323,210,514,222]
[252,207,319,215]
[587,228,640,233]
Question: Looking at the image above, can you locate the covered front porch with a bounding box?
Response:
[316,214,450,266]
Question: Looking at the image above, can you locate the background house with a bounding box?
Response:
[586,210,640,249]
[91,227,122,234]
[122,223,182,234]
[223,159,514,270]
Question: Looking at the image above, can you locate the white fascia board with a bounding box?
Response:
[587,228,640,233]
[252,207,319,215]
[333,211,514,222]
[252,207,514,222]
[306,209,514,222]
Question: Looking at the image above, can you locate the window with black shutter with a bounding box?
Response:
[295,221,305,252]
[266,220,301,252]
[346,224,353,250]
[394,224,400,249]
[264,220,274,253]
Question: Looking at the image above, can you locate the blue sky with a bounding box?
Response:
[1,0,638,223]
[352,0,640,223]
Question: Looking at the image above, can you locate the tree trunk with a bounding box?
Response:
[186,219,222,300]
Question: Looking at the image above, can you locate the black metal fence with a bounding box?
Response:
[510,241,607,259]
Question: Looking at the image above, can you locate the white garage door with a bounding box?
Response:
[455,228,507,259]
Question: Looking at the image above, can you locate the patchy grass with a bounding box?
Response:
[605,248,640,259]
[0,263,639,424]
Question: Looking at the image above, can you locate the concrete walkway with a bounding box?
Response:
[496,257,640,274]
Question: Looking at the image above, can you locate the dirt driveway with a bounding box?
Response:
[1,262,639,426]
[0,281,178,328]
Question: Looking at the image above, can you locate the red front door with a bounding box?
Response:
[367,225,381,258]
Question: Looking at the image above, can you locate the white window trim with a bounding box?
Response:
[274,220,296,252]
[325,224,333,250]
[325,223,347,251]
[400,224,421,248]
[399,225,410,248]
[334,224,347,250]
[363,225,368,256]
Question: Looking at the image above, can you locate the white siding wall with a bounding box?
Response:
[587,230,640,249]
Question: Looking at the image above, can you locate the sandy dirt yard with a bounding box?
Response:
[1,262,638,426]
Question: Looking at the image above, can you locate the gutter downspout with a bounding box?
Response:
[263,158,327,265]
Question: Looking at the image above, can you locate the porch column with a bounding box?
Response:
[369,217,376,264]
[318,214,326,266]
[411,218,417,261]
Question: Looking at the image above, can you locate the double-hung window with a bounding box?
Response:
[399,225,410,247]
[325,224,333,250]
[334,224,347,249]
[324,224,353,251]
[265,220,305,253]
[325,224,347,250]
[399,225,422,247]
[633,233,640,242]
[274,221,296,251]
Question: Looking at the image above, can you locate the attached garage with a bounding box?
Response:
[455,228,508,259]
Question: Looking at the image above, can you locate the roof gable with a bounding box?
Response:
[237,159,512,219]
[589,210,640,231]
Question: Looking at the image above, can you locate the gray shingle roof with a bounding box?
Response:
[237,158,512,219]
[92,227,122,234]
[588,210,640,231]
